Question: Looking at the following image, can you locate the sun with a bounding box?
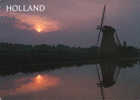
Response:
[35,25,43,33]
[36,28,42,32]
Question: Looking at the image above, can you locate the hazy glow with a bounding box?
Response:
[0,12,61,33]
[14,74,60,94]
[35,74,44,83]
[35,25,43,32]
[36,74,42,80]
[15,15,61,33]
[0,74,60,96]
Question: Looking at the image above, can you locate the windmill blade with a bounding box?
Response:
[97,5,106,45]
[115,32,121,46]
[100,5,106,30]
[97,30,101,45]
[96,64,105,100]
[96,65,101,81]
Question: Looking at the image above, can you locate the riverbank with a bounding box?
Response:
[0,43,139,75]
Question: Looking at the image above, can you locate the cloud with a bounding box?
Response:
[0,12,61,33]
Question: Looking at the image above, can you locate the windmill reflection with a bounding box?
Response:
[96,62,120,100]
[96,60,138,100]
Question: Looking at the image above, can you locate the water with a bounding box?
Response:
[0,61,140,100]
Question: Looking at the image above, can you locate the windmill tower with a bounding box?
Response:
[97,5,121,57]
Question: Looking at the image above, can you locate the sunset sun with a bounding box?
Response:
[35,25,43,33]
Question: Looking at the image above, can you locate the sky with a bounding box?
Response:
[0,0,140,47]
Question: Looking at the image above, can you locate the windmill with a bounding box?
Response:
[96,5,121,57]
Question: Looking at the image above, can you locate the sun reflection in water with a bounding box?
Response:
[35,74,44,83]
[0,74,60,96]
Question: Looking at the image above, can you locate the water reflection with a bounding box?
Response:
[96,59,139,100]
[0,74,60,96]
[0,59,139,100]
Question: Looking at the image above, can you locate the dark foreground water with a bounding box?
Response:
[0,61,140,100]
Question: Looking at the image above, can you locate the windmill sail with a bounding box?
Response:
[97,5,106,45]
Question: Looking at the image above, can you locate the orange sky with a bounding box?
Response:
[0,12,61,34]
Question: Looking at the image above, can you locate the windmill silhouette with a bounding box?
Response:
[96,5,121,57]
[95,5,122,99]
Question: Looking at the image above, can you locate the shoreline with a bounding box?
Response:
[0,57,139,76]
